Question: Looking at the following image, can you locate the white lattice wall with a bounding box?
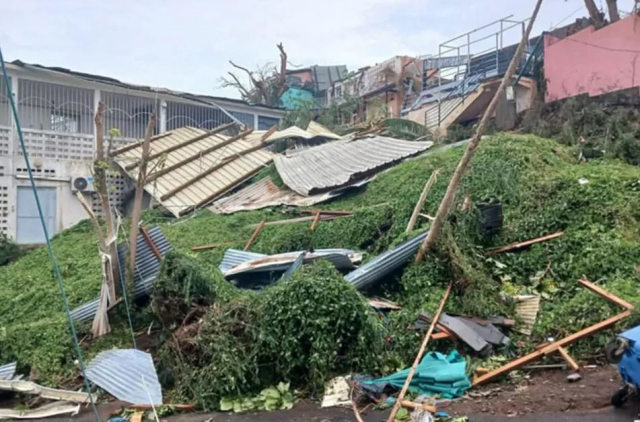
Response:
[19,130,94,161]
[0,127,10,156]
[91,173,131,217]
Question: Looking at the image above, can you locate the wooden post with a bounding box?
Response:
[557,347,579,371]
[406,169,440,233]
[244,220,266,251]
[415,0,544,264]
[386,282,452,422]
[310,211,322,232]
[128,114,156,285]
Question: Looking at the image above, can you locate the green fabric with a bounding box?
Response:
[365,351,471,398]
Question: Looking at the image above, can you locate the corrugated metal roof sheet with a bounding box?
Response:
[513,295,540,336]
[268,121,341,142]
[220,248,362,278]
[113,126,274,217]
[209,177,337,214]
[0,362,16,380]
[274,136,433,196]
[86,349,162,405]
[70,226,171,322]
[345,231,428,291]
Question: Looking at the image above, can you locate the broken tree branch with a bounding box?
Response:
[128,114,156,286]
[406,169,441,233]
[584,0,605,26]
[606,0,620,22]
[276,42,288,97]
[484,231,564,256]
[415,0,544,263]
[386,282,452,422]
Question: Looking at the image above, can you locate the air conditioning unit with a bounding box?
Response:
[71,175,96,193]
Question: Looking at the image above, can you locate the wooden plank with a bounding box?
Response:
[110,131,173,157]
[190,241,235,252]
[484,232,564,256]
[431,331,452,340]
[301,209,353,216]
[245,214,349,228]
[160,140,269,201]
[124,122,236,170]
[473,310,631,386]
[406,169,440,233]
[244,220,265,251]
[557,347,579,371]
[400,400,436,413]
[139,227,162,261]
[578,279,634,310]
[310,211,322,232]
[386,282,452,422]
[146,128,253,183]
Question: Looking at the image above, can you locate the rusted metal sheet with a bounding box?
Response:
[113,126,274,217]
[274,136,433,196]
[86,349,162,405]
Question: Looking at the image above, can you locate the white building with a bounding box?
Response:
[0,60,284,243]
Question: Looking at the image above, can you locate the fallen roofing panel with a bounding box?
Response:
[220,248,362,278]
[274,136,433,196]
[86,349,162,405]
[71,226,171,322]
[113,126,274,217]
[267,121,341,142]
[0,362,16,380]
[345,231,428,291]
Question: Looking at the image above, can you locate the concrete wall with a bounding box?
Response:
[545,14,640,102]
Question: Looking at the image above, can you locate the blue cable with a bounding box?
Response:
[0,49,101,422]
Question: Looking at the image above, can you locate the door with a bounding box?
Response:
[17,186,57,244]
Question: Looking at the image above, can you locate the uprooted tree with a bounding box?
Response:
[219,43,289,107]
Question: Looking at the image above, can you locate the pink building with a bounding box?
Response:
[544,14,640,103]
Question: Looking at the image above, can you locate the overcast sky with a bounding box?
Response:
[2,0,636,99]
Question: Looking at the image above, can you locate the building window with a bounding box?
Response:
[257,116,280,130]
[51,112,79,133]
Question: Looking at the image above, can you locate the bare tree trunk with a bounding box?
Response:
[94,102,118,300]
[128,114,156,286]
[606,0,620,22]
[415,0,544,264]
[584,0,604,26]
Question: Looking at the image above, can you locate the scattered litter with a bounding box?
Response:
[369,298,401,310]
[365,351,471,398]
[578,177,589,185]
[345,230,428,291]
[86,349,162,405]
[513,295,541,335]
[274,136,433,196]
[321,376,351,408]
[0,379,90,403]
[0,402,80,419]
[0,362,16,380]
[567,373,582,382]
[411,408,434,422]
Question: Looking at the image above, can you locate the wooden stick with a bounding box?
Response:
[128,404,195,412]
[386,282,452,422]
[124,122,236,170]
[431,331,452,340]
[557,347,579,371]
[484,232,564,256]
[190,241,235,252]
[400,400,437,413]
[139,227,162,261]
[310,211,322,232]
[406,169,440,233]
[415,0,544,263]
[244,220,265,251]
[246,214,349,228]
[301,209,353,216]
[578,278,634,310]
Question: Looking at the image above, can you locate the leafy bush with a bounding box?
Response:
[0,233,24,266]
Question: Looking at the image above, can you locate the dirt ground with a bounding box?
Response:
[8,364,640,422]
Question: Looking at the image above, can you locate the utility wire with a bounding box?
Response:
[0,47,101,422]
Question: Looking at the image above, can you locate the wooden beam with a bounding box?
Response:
[310,211,322,232]
[125,122,236,170]
[484,232,564,256]
[244,220,265,251]
[244,214,350,228]
[178,161,270,215]
[301,209,353,216]
[400,401,436,413]
[190,241,236,252]
[386,282,452,422]
[557,347,579,371]
[431,331,452,340]
[139,227,162,261]
[160,139,268,201]
[406,169,440,233]
[110,131,173,157]
[146,128,253,183]
[578,279,634,310]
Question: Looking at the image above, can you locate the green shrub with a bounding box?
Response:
[0,233,24,266]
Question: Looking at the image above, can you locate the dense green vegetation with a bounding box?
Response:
[0,133,638,407]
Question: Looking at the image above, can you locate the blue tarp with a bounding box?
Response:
[365,351,471,398]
